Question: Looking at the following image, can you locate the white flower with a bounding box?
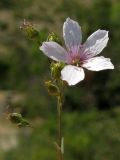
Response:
[40,18,114,86]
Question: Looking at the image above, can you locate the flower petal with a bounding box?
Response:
[82,56,114,71]
[63,18,82,50]
[40,41,67,62]
[61,65,85,85]
[81,30,109,59]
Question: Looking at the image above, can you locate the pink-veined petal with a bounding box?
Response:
[82,56,114,71]
[81,30,109,59]
[63,18,82,50]
[40,41,67,62]
[61,65,85,85]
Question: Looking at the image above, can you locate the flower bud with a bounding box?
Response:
[20,19,40,43]
[8,112,31,127]
[47,32,61,44]
[8,113,23,124]
[45,81,60,96]
[51,62,65,80]
[17,119,30,128]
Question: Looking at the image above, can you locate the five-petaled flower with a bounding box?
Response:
[40,18,114,86]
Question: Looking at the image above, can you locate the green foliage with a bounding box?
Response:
[3,109,120,160]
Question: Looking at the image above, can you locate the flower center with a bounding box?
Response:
[71,55,80,66]
[67,47,81,66]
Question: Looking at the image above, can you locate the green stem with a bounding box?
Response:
[57,93,63,160]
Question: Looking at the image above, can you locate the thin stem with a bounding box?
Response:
[57,93,63,160]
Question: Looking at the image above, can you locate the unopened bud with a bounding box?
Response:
[20,19,40,43]
[17,120,30,128]
[45,81,60,96]
[51,62,65,80]
[47,32,61,44]
[8,113,23,124]
[8,112,31,127]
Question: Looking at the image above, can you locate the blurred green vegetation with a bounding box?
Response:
[3,108,120,160]
[0,0,120,159]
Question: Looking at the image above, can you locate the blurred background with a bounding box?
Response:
[0,0,120,159]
